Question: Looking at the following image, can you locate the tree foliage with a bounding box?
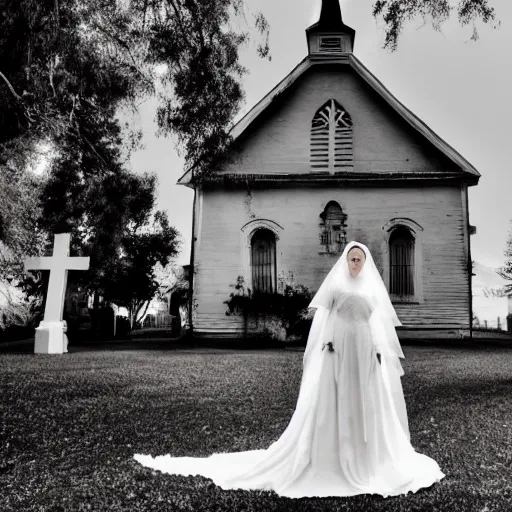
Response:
[99,210,180,326]
[0,281,41,331]
[482,287,507,299]
[0,0,269,310]
[0,0,159,292]
[0,162,46,282]
[373,0,499,50]
[498,220,512,297]
[141,0,270,179]
[0,0,148,161]
[0,0,270,185]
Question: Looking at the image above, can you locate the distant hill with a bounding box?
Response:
[472,261,510,329]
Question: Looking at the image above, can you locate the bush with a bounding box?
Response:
[224,274,313,343]
[115,316,131,338]
[0,324,35,342]
[224,276,252,318]
[0,286,42,342]
[260,315,287,342]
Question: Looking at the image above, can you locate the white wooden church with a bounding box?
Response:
[178,0,480,340]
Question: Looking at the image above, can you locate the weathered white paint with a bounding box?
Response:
[178,55,479,186]
[193,185,470,337]
[216,67,471,178]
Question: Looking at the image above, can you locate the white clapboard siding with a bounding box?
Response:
[220,67,457,176]
[193,184,469,338]
[191,61,473,339]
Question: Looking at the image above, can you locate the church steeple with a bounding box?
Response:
[306,0,355,55]
[317,0,344,31]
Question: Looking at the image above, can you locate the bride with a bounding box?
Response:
[134,241,444,498]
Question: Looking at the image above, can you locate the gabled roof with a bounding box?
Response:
[178,53,480,186]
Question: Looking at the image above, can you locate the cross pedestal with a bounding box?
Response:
[24,234,90,354]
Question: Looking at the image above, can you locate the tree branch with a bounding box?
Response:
[167,0,200,54]
[91,21,153,89]
[136,299,150,324]
[81,131,110,170]
[0,71,23,102]
[48,56,57,97]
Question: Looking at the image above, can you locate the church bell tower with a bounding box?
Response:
[306,0,356,55]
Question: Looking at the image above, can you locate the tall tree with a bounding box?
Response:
[136,0,270,179]
[0,0,156,285]
[100,210,180,327]
[0,0,269,299]
[498,220,512,297]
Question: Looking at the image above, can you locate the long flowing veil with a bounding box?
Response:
[304,241,409,437]
[305,241,404,362]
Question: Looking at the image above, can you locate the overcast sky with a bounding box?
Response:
[127,0,512,270]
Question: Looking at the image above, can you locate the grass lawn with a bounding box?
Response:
[1,344,512,511]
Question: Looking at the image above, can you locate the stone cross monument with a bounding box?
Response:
[25,233,90,354]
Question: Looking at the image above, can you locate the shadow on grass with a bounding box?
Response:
[2,346,512,510]
[0,334,292,355]
[408,376,512,409]
[0,338,191,354]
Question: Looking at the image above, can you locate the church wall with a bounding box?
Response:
[193,184,469,336]
[221,66,456,176]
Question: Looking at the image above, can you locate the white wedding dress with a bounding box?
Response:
[134,242,445,498]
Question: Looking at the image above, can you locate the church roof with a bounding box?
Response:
[178,54,479,186]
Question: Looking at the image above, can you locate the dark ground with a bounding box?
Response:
[1,343,512,511]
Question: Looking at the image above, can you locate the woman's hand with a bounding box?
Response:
[322,342,334,352]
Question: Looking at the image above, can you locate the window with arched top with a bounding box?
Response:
[389,227,415,297]
[251,229,277,294]
[319,201,347,253]
[310,99,353,172]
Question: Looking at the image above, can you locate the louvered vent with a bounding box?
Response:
[310,99,353,171]
[319,36,342,52]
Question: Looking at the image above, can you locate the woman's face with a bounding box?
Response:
[347,247,365,278]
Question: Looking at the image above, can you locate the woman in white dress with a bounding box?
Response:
[134,241,444,498]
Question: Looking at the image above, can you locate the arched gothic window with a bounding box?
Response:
[310,99,353,172]
[251,229,277,294]
[389,227,415,297]
[319,201,347,253]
